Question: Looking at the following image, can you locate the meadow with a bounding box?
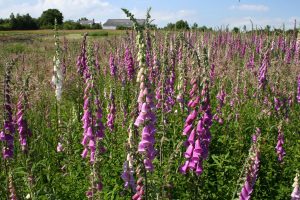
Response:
[0,14,299,200]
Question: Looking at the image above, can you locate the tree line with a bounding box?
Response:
[0,8,297,32]
[0,9,102,30]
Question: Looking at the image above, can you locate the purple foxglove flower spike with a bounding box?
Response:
[109,53,117,77]
[132,177,144,200]
[16,92,32,153]
[294,37,300,64]
[275,125,286,162]
[106,90,116,132]
[239,128,261,200]
[94,43,100,71]
[297,74,300,103]
[1,62,15,159]
[180,49,212,176]
[124,47,135,80]
[77,33,88,77]
[214,87,226,124]
[258,50,270,91]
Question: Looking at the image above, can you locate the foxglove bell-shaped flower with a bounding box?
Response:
[132,177,144,200]
[180,78,212,176]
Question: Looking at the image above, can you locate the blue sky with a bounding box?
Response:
[0,0,299,29]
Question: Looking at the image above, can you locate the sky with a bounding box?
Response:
[0,0,300,29]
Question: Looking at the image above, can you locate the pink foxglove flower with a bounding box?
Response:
[180,49,212,176]
[16,92,32,152]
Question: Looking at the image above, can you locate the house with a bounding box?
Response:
[78,19,95,27]
[103,19,145,30]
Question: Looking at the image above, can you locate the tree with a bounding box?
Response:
[39,9,63,28]
[9,13,38,30]
[264,25,271,32]
[78,17,88,22]
[175,20,189,30]
[192,22,198,30]
[198,26,208,32]
[164,23,175,30]
[232,27,240,33]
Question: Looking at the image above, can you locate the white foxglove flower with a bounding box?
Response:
[292,173,300,200]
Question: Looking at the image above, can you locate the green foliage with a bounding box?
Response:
[9,13,38,30]
[0,22,11,30]
[63,20,84,30]
[175,20,190,30]
[232,27,240,33]
[86,31,108,37]
[39,9,63,28]
[163,20,190,30]
[164,22,176,30]
[63,20,102,30]
[116,25,132,30]
[3,43,27,53]
[191,22,198,30]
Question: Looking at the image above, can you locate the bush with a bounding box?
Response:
[63,21,84,30]
[0,23,11,30]
[116,25,131,30]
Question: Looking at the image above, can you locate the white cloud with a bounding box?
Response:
[229,4,269,12]
[222,16,299,29]
[129,8,197,26]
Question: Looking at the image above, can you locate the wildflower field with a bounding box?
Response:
[0,10,299,200]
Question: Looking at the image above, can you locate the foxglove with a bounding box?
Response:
[297,74,300,103]
[291,173,300,200]
[0,62,15,159]
[239,128,261,200]
[107,90,116,132]
[275,125,285,162]
[124,47,135,80]
[16,92,32,152]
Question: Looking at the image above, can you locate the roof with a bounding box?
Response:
[103,19,145,27]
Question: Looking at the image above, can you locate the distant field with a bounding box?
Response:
[0,29,126,43]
